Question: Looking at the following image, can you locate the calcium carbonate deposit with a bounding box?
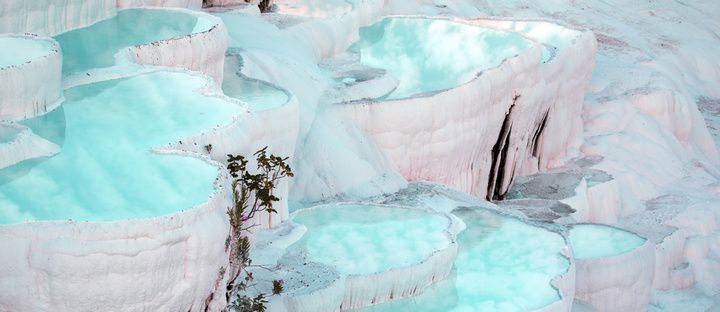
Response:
[0,71,241,223]
[1,0,719,311]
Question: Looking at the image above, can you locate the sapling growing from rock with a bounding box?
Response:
[225,146,292,311]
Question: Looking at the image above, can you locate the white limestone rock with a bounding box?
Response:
[0,0,116,35]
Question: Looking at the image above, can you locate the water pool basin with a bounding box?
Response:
[0,71,241,224]
[569,224,654,311]
[222,53,290,112]
[569,223,646,259]
[285,203,458,310]
[361,208,571,312]
[0,124,20,143]
[54,8,215,76]
[0,34,62,120]
[290,204,453,275]
[0,36,55,69]
[352,17,535,99]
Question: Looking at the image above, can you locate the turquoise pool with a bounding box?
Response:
[54,9,214,76]
[0,36,54,69]
[0,71,241,224]
[290,204,452,275]
[0,125,20,143]
[569,224,646,259]
[353,18,535,99]
[360,208,570,312]
[222,54,289,112]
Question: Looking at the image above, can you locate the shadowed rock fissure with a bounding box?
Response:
[487,95,519,201]
[530,109,550,165]
[259,0,273,12]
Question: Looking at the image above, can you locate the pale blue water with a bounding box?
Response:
[290,204,452,275]
[360,208,570,312]
[0,37,53,68]
[0,71,241,224]
[569,224,646,259]
[222,54,289,112]
[54,9,213,76]
[354,18,535,99]
[0,125,20,143]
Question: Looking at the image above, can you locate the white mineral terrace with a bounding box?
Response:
[285,204,458,311]
[53,8,227,84]
[0,34,62,120]
[0,122,59,169]
[569,224,655,312]
[341,15,595,201]
[1,0,719,311]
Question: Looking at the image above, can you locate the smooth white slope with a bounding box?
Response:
[216,8,409,206]
[0,0,116,36]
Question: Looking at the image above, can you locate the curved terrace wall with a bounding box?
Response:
[0,35,62,120]
[0,170,232,311]
[341,16,596,201]
[54,8,227,86]
[128,9,228,84]
[571,224,655,312]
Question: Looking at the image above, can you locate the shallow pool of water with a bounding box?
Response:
[353,18,535,99]
[0,125,20,143]
[569,224,646,259]
[0,37,53,69]
[0,71,241,224]
[54,9,213,75]
[360,208,570,312]
[222,54,289,112]
[290,204,452,275]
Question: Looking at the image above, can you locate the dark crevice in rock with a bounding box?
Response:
[492,125,513,201]
[531,109,550,158]
[527,108,550,169]
[259,0,273,12]
[487,95,519,201]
